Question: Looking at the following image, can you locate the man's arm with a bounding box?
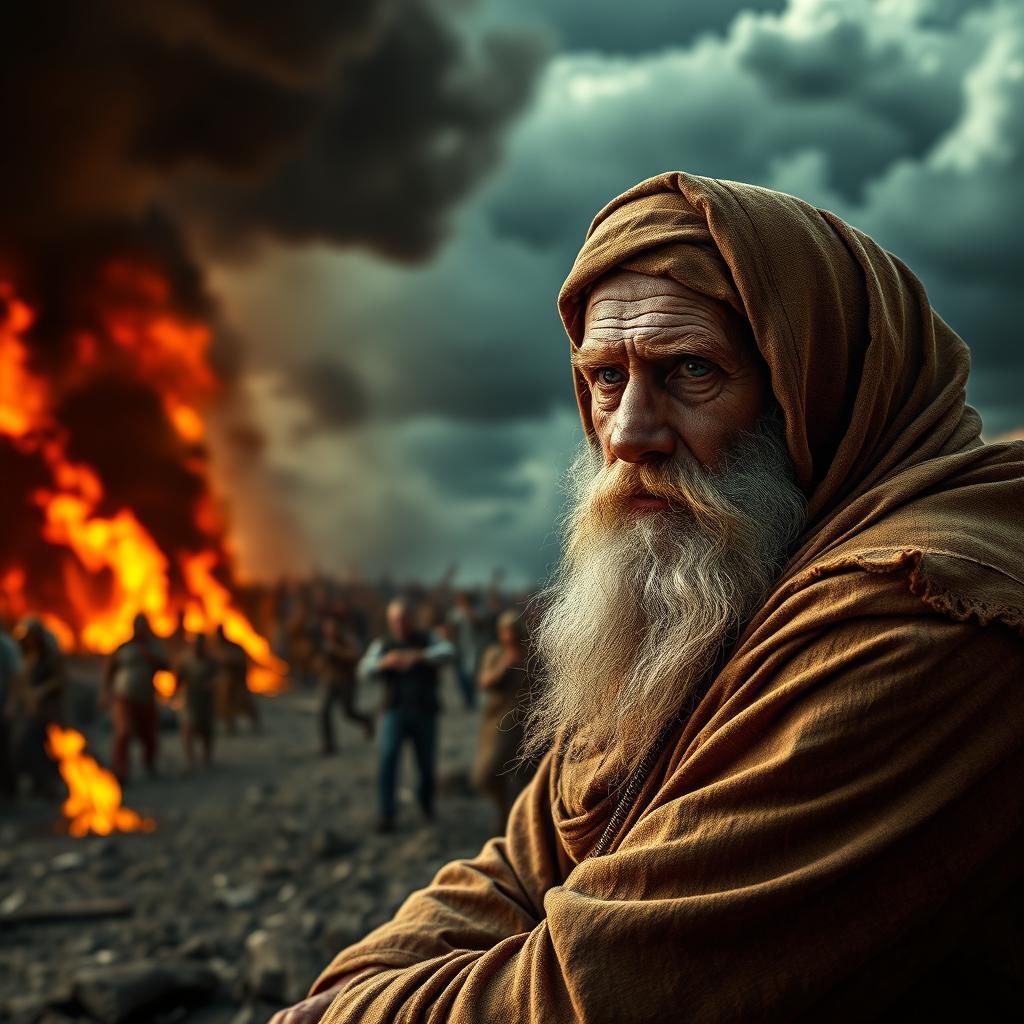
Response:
[356,639,386,680]
[308,747,568,992]
[307,573,1024,1023]
[420,636,455,666]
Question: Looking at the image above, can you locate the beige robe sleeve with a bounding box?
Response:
[313,574,1024,1023]
[310,746,571,994]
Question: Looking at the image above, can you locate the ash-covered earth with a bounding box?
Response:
[1,663,494,1023]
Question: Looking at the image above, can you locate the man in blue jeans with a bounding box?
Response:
[359,599,455,833]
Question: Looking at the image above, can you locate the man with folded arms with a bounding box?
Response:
[272,172,1024,1023]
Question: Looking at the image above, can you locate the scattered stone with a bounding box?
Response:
[309,828,353,860]
[244,929,320,1005]
[70,960,218,1024]
[300,911,323,940]
[216,886,260,911]
[244,783,275,809]
[1,888,26,914]
[277,816,305,839]
[49,851,84,872]
[178,935,218,960]
[4,991,52,1021]
[257,857,290,880]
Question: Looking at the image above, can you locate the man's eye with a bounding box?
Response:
[595,367,625,386]
[680,359,714,379]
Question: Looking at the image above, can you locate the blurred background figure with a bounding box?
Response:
[473,608,536,832]
[10,619,65,798]
[286,592,321,688]
[316,601,373,755]
[361,598,455,833]
[0,622,22,799]
[103,613,168,784]
[173,632,219,772]
[447,591,482,710]
[214,624,260,734]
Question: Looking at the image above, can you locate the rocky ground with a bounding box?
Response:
[0,663,497,1023]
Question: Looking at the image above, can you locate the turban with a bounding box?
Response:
[556,172,1023,614]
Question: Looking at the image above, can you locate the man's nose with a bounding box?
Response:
[608,379,675,463]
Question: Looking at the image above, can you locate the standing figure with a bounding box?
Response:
[214,624,259,733]
[316,609,373,755]
[446,591,480,709]
[472,609,535,832]
[103,613,167,783]
[173,632,218,771]
[0,623,23,799]
[360,599,455,832]
[11,619,65,797]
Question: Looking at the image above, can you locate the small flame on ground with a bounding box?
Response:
[45,725,155,837]
[154,669,176,700]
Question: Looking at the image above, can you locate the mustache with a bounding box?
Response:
[587,456,740,537]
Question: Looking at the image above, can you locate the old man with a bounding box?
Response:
[272,173,1024,1022]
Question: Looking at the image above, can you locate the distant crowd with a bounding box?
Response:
[0,576,540,833]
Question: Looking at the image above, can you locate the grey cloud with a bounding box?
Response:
[287,358,369,435]
[482,0,785,55]
[403,424,538,500]
[485,4,986,249]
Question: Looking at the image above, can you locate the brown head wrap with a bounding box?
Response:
[557,172,1023,626]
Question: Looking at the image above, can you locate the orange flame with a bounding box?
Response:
[154,669,176,700]
[181,551,287,693]
[0,281,48,437]
[45,724,155,837]
[1,275,287,693]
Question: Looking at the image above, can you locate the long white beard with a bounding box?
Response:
[524,413,807,780]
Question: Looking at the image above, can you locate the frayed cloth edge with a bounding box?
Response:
[797,547,1024,637]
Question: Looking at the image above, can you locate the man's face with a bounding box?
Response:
[574,270,769,487]
[523,275,804,776]
[387,602,412,641]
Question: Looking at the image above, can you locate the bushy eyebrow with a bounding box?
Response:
[571,333,726,371]
[570,348,620,372]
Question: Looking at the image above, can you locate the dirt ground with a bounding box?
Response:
[0,662,499,1023]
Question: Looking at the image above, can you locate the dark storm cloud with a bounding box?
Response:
[286,358,369,435]
[3,0,546,258]
[181,24,547,260]
[403,426,537,500]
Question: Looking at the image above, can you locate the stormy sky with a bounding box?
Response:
[186,0,1024,582]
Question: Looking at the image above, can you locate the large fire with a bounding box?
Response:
[0,269,285,690]
[46,724,155,836]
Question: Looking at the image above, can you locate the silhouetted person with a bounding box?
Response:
[316,608,373,755]
[174,632,218,771]
[214,624,259,733]
[0,623,21,798]
[473,608,536,832]
[104,614,168,783]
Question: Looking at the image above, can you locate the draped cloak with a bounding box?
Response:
[312,172,1024,1022]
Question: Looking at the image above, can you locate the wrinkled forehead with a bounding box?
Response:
[581,269,755,358]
